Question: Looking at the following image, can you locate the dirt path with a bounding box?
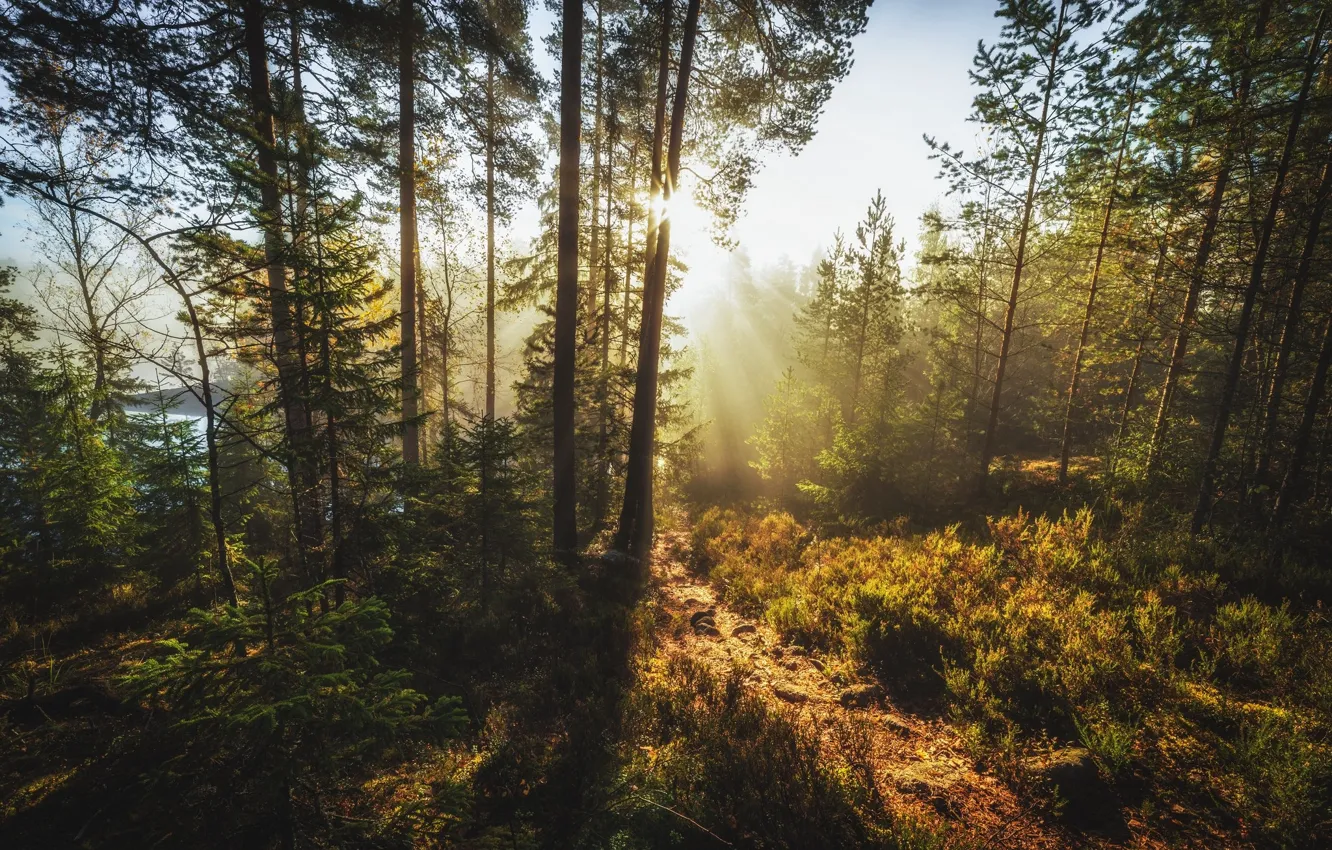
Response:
[647,528,1074,849]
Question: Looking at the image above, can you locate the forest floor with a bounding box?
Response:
[644,526,1148,850]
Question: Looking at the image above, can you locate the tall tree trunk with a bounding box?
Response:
[619,0,699,559]
[1193,10,1323,533]
[1059,77,1136,483]
[552,0,583,562]
[435,204,454,435]
[399,0,420,465]
[184,290,236,607]
[417,250,429,455]
[586,1,604,322]
[1147,1,1272,476]
[242,0,319,572]
[977,0,1066,495]
[1256,148,1332,486]
[620,140,638,368]
[968,183,993,438]
[615,0,672,555]
[1272,313,1332,527]
[310,200,346,606]
[485,50,498,420]
[1110,226,1168,477]
[594,116,615,527]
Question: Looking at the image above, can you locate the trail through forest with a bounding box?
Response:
[646,529,1071,849]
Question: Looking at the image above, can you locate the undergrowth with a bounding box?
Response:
[690,505,1332,847]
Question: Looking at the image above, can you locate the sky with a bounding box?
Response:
[515,0,1003,327]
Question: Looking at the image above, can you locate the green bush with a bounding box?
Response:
[1211,597,1297,694]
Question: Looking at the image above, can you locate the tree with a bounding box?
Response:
[1145,0,1274,475]
[616,0,872,556]
[553,0,583,563]
[1057,69,1137,483]
[929,0,1108,494]
[1193,8,1326,532]
[27,110,146,422]
[400,0,421,465]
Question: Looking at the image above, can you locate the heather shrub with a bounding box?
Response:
[690,505,1332,843]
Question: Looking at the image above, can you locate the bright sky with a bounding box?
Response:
[632,0,1001,324]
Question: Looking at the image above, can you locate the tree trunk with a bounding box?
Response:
[1147,0,1272,476]
[1193,10,1323,533]
[619,0,699,559]
[435,204,454,435]
[1256,149,1332,486]
[977,0,1066,495]
[485,51,498,420]
[968,183,993,438]
[399,0,419,465]
[184,291,236,607]
[586,1,604,322]
[1110,226,1168,477]
[310,198,346,606]
[1059,77,1136,483]
[615,0,672,555]
[594,116,615,528]
[620,140,638,368]
[242,0,319,572]
[1272,313,1332,527]
[553,0,583,563]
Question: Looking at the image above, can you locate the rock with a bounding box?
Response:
[783,659,801,671]
[772,686,808,704]
[696,624,722,638]
[1024,747,1127,833]
[882,713,912,736]
[890,761,963,800]
[731,623,757,637]
[1024,747,1104,809]
[839,684,884,709]
[689,609,717,627]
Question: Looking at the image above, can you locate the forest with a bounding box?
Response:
[2,0,1332,846]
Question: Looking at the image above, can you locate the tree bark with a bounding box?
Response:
[977,0,1066,495]
[183,291,236,607]
[586,1,604,322]
[618,0,699,559]
[1256,148,1332,486]
[594,114,615,527]
[1059,77,1135,483]
[400,0,420,465]
[1147,0,1272,476]
[620,140,638,368]
[615,0,673,555]
[1272,313,1332,527]
[553,0,583,563]
[1110,225,1167,477]
[1193,10,1323,533]
[485,50,498,420]
[242,0,320,573]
